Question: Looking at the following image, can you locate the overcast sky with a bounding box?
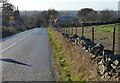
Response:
[9,0,119,11]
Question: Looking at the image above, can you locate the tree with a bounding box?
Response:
[41,11,48,26]
[78,8,98,21]
[21,11,49,27]
[32,11,48,27]
[2,3,15,25]
[48,9,59,20]
[98,9,118,21]
[2,3,14,12]
[20,9,59,28]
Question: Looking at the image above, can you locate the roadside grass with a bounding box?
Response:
[48,27,85,81]
[48,27,99,81]
[48,27,73,81]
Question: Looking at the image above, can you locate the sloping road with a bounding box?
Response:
[0,27,54,81]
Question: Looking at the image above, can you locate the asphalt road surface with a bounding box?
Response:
[0,27,54,81]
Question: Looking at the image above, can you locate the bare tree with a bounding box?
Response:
[48,9,59,20]
[1,3,15,25]
[21,11,49,27]
[98,9,118,21]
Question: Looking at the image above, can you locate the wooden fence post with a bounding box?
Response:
[68,26,70,35]
[66,27,67,34]
[92,27,94,42]
[76,26,77,35]
[76,24,78,34]
[82,26,84,36]
[65,27,66,33]
[70,27,72,34]
[67,27,68,34]
[64,27,65,33]
[62,27,63,33]
[67,26,69,34]
[60,27,62,33]
[72,26,73,34]
[112,27,116,54]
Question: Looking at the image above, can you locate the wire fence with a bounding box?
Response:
[57,25,119,55]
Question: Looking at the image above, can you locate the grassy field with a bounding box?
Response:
[95,23,120,32]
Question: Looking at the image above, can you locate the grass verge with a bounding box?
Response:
[48,27,73,81]
[48,27,99,81]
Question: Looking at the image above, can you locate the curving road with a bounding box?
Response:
[0,27,54,81]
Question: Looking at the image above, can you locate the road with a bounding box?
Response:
[0,27,54,81]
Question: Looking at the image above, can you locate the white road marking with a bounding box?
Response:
[20,37,26,41]
[2,42,17,53]
[1,29,39,53]
[1,37,27,53]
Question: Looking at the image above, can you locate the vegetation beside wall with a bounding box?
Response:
[48,27,99,81]
[48,27,73,81]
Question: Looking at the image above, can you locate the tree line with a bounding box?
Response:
[77,8,118,22]
[20,9,59,28]
[21,8,119,28]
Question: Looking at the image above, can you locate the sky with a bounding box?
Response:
[8,0,119,11]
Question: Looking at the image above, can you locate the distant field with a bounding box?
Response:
[95,23,120,32]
